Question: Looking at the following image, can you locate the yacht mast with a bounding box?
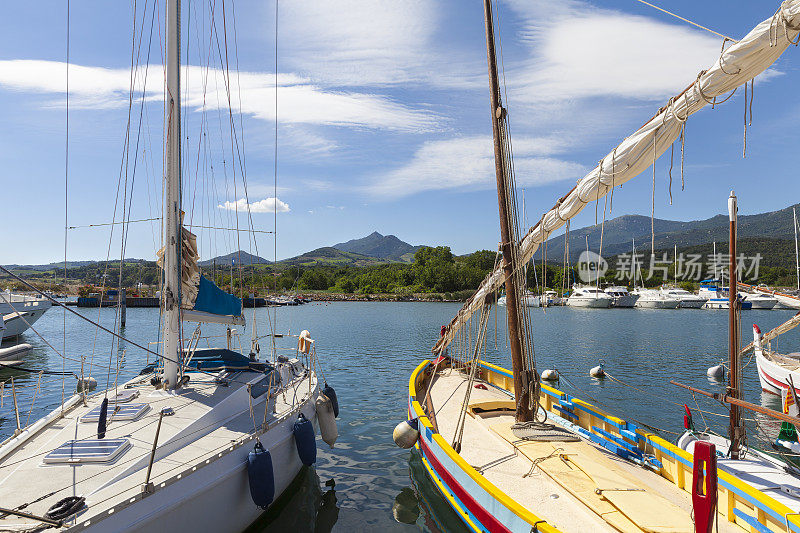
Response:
[728,191,743,458]
[483,0,532,422]
[162,0,182,389]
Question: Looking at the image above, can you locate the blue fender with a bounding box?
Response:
[247,441,274,509]
[293,413,317,466]
[323,383,339,418]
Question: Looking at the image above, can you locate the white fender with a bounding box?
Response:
[541,369,558,381]
[316,393,338,448]
[392,419,420,449]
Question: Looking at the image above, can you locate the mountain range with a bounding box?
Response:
[4,204,798,272]
[532,202,800,262]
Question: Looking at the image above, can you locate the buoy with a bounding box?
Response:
[590,365,605,378]
[707,365,725,380]
[323,383,339,418]
[77,376,97,392]
[541,369,559,381]
[316,393,338,448]
[293,413,317,466]
[247,441,275,509]
[393,418,420,449]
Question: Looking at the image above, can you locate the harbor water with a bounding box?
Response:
[1,302,798,532]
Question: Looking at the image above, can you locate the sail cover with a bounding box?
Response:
[433,0,800,354]
[157,225,244,325]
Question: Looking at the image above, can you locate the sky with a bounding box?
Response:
[1,0,799,265]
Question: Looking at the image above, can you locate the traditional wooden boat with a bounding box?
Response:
[396,1,800,531]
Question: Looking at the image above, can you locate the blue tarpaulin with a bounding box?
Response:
[192,275,242,317]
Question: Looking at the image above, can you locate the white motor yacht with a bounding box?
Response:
[498,290,540,307]
[659,286,706,308]
[566,285,612,308]
[740,291,778,309]
[0,290,52,340]
[633,288,680,309]
[603,286,638,308]
[542,290,562,306]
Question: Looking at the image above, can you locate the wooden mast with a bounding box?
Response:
[728,191,743,458]
[482,0,532,421]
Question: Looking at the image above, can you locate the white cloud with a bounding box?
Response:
[0,60,440,131]
[218,197,290,213]
[278,0,480,89]
[503,0,725,103]
[367,135,586,198]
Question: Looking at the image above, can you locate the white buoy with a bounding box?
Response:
[541,369,559,381]
[77,376,97,392]
[707,365,725,380]
[316,393,338,448]
[590,365,605,378]
[393,419,420,449]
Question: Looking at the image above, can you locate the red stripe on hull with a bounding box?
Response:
[759,366,798,393]
[418,433,513,533]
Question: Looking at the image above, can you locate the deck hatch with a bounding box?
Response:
[109,389,139,403]
[44,438,131,464]
[80,403,149,423]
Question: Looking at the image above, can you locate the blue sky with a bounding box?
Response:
[1,0,799,264]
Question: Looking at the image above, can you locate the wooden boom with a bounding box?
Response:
[670,380,800,426]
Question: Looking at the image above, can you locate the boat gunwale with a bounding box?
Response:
[408,358,561,533]
[409,358,800,533]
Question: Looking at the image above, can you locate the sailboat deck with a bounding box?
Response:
[427,370,741,533]
[0,368,315,531]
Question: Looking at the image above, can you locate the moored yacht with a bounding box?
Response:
[659,286,706,308]
[566,285,612,308]
[542,289,562,306]
[740,291,778,309]
[603,285,638,307]
[0,290,52,340]
[700,279,753,309]
[633,288,680,308]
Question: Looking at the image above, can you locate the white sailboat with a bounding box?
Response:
[0,2,337,531]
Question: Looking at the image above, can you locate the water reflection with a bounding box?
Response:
[392,488,419,524]
[407,450,467,533]
[250,467,339,532]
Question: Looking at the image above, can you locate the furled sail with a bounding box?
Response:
[434,0,800,354]
[157,225,244,326]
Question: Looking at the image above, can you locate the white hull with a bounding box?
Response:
[635,299,680,309]
[2,307,49,340]
[755,348,800,396]
[566,296,611,308]
[522,295,540,307]
[81,396,314,533]
[676,298,705,308]
[748,299,778,309]
[610,294,638,308]
[0,361,323,532]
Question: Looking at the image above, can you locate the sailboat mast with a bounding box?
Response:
[793,207,799,291]
[162,0,182,389]
[728,191,743,459]
[482,0,532,422]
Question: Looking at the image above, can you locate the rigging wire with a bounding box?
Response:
[631,0,736,42]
